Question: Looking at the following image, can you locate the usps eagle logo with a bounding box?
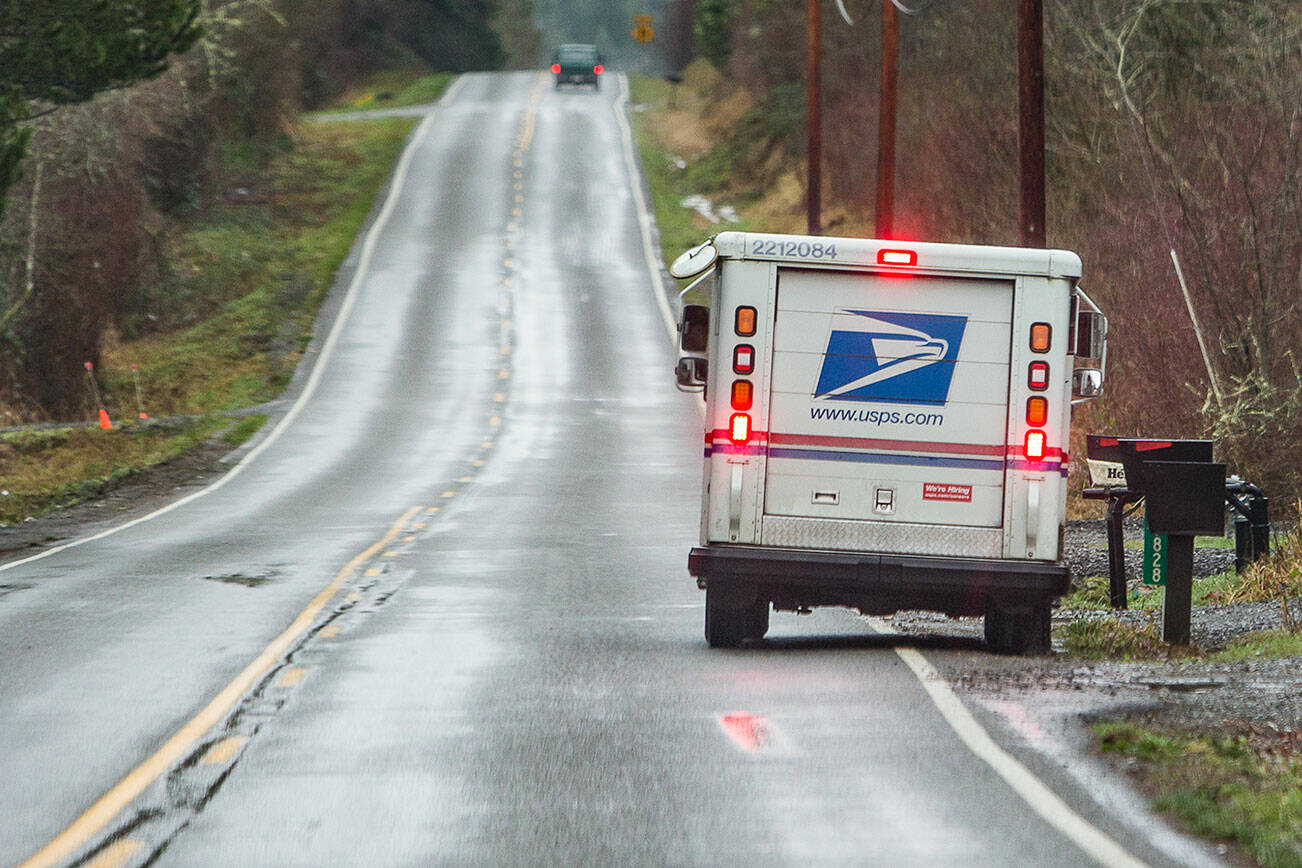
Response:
[813,310,967,405]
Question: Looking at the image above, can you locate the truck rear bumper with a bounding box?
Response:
[688,545,1070,617]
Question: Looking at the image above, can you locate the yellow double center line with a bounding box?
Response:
[20,506,425,868]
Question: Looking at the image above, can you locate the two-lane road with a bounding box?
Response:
[1,72,1214,867]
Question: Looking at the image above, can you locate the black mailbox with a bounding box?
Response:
[1083,437,1226,644]
[1133,460,1226,535]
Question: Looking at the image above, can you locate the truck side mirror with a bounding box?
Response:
[675,356,707,393]
[1072,368,1103,399]
[1074,310,1107,360]
[679,304,709,353]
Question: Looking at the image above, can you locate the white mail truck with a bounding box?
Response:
[672,232,1106,653]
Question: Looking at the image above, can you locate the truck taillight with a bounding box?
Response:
[731,380,753,411]
[1030,322,1052,352]
[550,63,561,74]
[1025,430,1046,461]
[733,344,755,374]
[735,306,757,336]
[1026,396,1048,426]
[729,413,752,444]
[1028,361,1049,390]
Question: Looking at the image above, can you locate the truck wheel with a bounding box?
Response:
[984,600,1051,655]
[705,583,767,647]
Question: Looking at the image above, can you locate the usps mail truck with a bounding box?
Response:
[672,232,1106,653]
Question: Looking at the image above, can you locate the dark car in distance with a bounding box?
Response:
[550,44,604,90]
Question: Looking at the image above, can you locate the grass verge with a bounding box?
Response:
[0,419,231,524]
[1096,721,1302,867]
[3,76,429,526]
[627,74,724,279]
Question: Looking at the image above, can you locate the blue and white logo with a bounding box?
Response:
[813,310,967,405]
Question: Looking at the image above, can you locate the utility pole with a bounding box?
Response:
[875,0,898,239]
[1017,0,1046,247]
[807,0,822,235]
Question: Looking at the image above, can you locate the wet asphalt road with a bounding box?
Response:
[0,73,1215,867]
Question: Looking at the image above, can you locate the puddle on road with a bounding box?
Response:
[201,569,279,588]
[0,583,32,599]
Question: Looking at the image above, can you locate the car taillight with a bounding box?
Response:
[729,413,752,444]
[1025,430,1046,461]
[550,63,561,74]
[594,65,604,75]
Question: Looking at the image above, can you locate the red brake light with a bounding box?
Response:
[594,65,604,75]
[1025,430,1046,461]
[877,249,917,266]
[550,63,561,74]
[729,413,752,444]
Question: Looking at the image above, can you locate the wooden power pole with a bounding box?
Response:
[807,0,822,236]
[875,0,898,240]
[1017,0,1046,248]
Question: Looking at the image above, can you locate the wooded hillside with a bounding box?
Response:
[0,0,521,422]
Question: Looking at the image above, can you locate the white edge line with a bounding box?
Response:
[0,77,468,577]
[867,619,1150,868]
[615,73,678,346]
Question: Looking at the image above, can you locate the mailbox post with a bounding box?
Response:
[1087,438,1224,644]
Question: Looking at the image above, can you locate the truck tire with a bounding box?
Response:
[984,599,1051,655]
[705,582,768,648]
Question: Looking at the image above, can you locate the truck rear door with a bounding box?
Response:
[764,267,1012,531]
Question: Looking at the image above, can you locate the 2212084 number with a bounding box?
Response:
[749,239,839,260]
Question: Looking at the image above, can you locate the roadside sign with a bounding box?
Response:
[633,14,654,43]
[1143,517,1167,586]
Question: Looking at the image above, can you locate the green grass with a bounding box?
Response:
[310,72,455,114]
[104,116,418,418]
[221,414,268,448]
[1058,616,1171,659]
[0,419,228,524]
[1062,570,1242,611]
[1096,721,1302,867]
[1209,630,1302,662]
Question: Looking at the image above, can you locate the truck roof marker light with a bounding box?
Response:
[1025,430,1047,461]
[729,413,752,444]
[1030,323,1052,352]
[735,306,757,337]
[1026,396,1048,426]
[731,380,753,411]
[877,249,917,266]
[550,63,561,74]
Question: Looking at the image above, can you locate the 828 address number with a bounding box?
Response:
[750,239,839,259]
